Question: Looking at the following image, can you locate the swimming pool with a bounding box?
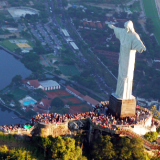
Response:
[23,100,36,106]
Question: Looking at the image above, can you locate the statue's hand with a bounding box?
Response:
[140,45,146,53]
[108,24,115,29]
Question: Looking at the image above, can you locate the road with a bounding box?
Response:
[37,0,114,97]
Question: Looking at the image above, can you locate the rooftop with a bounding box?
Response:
[37,98,52,110]
[39,80,60,88]
[83,95,99,106]
[27,79,40,88]
[66,85,84,98]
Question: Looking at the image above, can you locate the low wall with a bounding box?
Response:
[35,122,72,137]
[144,115,152,127]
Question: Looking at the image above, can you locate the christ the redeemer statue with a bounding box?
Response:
[108,21,146,99]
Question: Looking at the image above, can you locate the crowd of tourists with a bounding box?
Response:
[0,103,158,133]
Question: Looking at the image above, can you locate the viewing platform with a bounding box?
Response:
[0,104,160,151]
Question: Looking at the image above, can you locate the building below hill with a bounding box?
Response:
[37,98,52,111]
[39,80,60,90]
[22,79,60,91]
[66,85,99,107]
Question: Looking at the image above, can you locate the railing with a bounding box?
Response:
[1,117,160,150]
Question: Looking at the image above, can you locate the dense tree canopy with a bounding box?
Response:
[0,132,157,160]
[32,136,85,159]
[12,75,22,84]
[21,53,42,72]
[144,131,158,142]
[51,97,64,108]
[91,135,116,160]
[90,135,147,160]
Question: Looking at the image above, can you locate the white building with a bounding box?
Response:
[39,80,60,91]
[23,79,60,91]
[70,42,79,50]
[61,29,70,37]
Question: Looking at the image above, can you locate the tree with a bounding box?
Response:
[0,145,37,160]
[21,53,39,63]
[33,136,52,157]
[144,132,158,142]
[117,137,146,160]
[151,105,160,118]
[51,97,64,108]
[14,48,21,54]
[12,75,22,84]
[21,53,42,72]
[157,126,160,133]
[34,89,46,96]
[91,135,116,160]
[33,46,46,55]
[51,136,82,159]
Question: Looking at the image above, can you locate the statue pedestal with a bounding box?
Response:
[109,93,136,118]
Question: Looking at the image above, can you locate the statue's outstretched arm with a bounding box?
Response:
[140,45,146,53]
[108,24,115,29]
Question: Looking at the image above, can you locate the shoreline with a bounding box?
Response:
[0,102,29,122]
[0,45,22,59]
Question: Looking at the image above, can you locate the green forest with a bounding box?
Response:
[0,132,158,160]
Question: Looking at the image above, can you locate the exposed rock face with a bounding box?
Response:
[32,122,72,137]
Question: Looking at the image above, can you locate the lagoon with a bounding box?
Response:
[0,106,26,125]
[0,49,31,90]
[0,49,31,125]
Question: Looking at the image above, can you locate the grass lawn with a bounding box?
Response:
[1,39,33,52]
[9,88,28,101]
[143,0,160,44]
[45,54,58,59]
[9,88,42,101]
[58,65,80,76]
[1,40,18,51]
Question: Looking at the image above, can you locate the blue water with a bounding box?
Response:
[0,105,26,125]
[23,100,36,106]
[0,49,31,89]
[0,49,32,125]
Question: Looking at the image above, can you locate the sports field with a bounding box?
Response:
[1,39,33,51]
[142,0,160,44]
[58,65,80,76]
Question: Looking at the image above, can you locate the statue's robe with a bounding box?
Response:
[113,27,145,99]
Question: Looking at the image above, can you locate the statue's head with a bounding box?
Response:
[124,20,135,33]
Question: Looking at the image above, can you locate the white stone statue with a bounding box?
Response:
[108,21,146,99]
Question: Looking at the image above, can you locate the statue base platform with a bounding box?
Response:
[109,93,136,118]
